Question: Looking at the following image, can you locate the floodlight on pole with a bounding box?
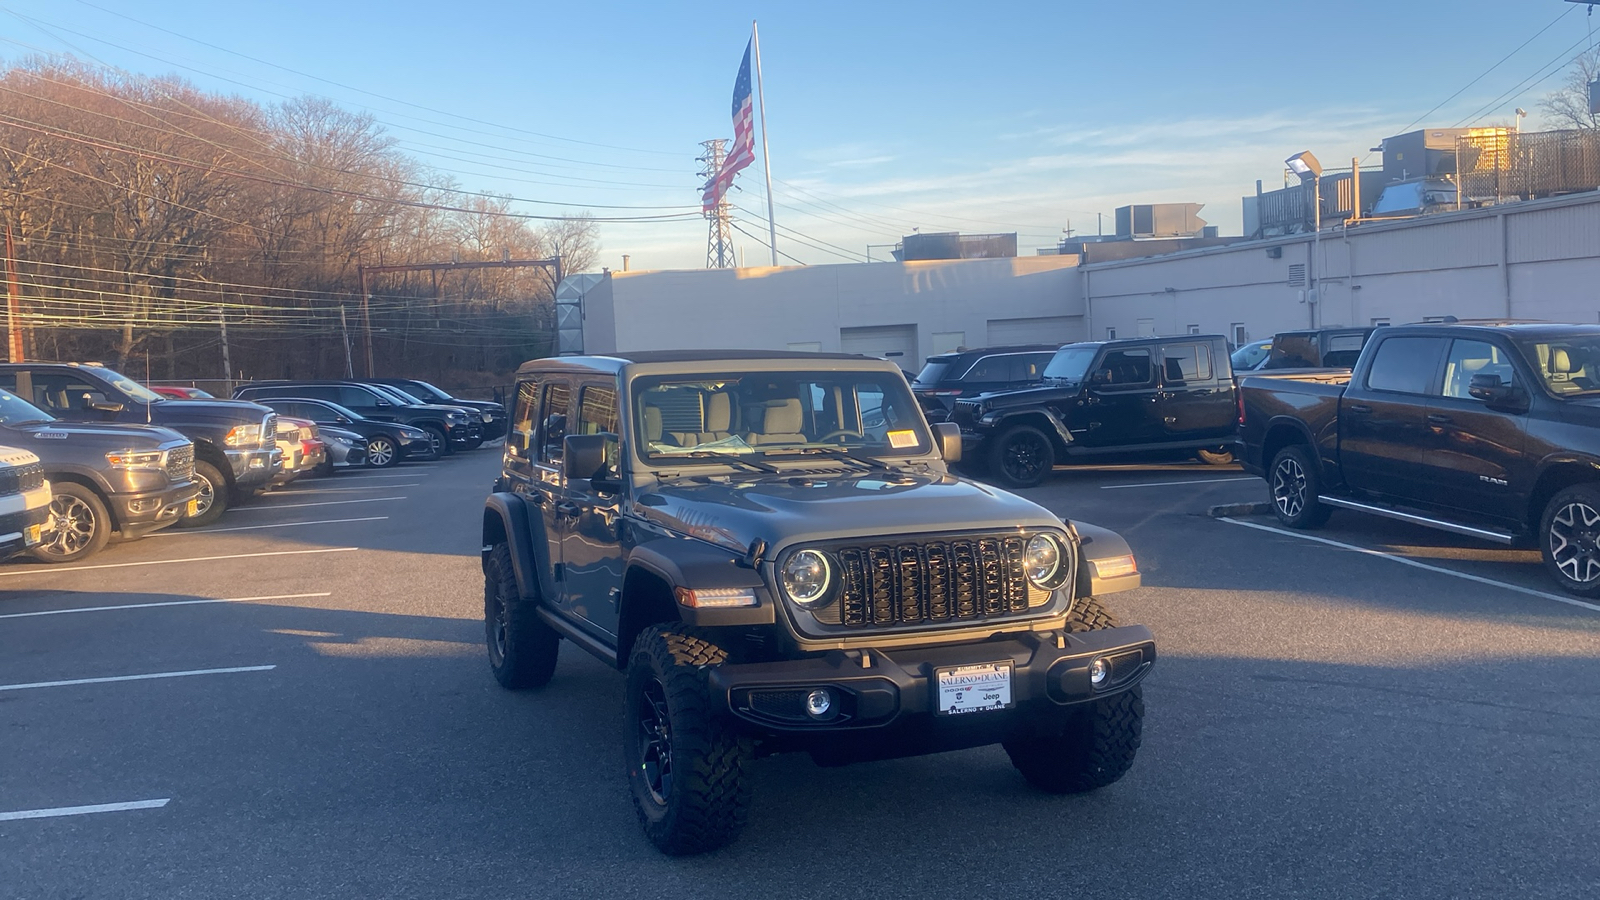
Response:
[1286,150,1323,328]
[1285,151,1323,178]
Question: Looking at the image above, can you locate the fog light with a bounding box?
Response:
[1089,657,1109,686]
[804,688,834,719]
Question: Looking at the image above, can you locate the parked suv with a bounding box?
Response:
[248,398,436,468]
[0,388,199,562]
[950,335,1239,487]
[482,350,1154,854]
[368,377,507,441]
[0,445,51,560]
[233,381,471,454]
[912,344,1059,422]
[0,362,277,526]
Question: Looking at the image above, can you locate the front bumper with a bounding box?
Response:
[117,480,203,537]
[398,433,434,458]
[448,422,483,446]
[707,624,1154,760]
[227,447,282,488]
[0,503,50,556]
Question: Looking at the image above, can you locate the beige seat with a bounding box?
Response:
[746,398,807,445]
[694,391,734,444]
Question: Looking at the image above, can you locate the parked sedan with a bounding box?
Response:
[317,425,368,473]
[249,398,434,468]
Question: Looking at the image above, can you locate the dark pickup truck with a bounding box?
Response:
[951,334,1238,487]
[1239,322,1600,597]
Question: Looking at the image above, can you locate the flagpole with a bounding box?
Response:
[752,20,778,266]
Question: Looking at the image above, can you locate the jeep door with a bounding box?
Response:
[1155,340,1235,442]
[555,381,624,638]
[517,378,572,611]
[1076,347,1163,448]
[1419,336,1528,523]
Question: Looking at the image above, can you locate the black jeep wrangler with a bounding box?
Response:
[481,350,1154,854]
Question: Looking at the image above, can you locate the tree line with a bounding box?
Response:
[0,57,600,390]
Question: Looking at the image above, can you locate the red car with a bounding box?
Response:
[148,385,216,400]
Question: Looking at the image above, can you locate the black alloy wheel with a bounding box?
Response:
[637,677,675,807]
[989,425,1054,489]
[365,436,398,468]
[1269,445,1330,529]
[1541,485,1600,597]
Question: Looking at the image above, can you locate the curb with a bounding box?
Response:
[1207,501,1273,518]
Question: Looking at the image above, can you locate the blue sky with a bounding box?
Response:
[2,0,1596,269]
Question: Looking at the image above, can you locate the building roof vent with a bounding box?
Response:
[1288,264,1307,287]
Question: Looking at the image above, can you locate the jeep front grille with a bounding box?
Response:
[0,461,45,497]
[811,533,1054,628]
[166,444,195,481]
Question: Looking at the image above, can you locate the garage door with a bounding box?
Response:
[985,316,1084,347]
[840,324,917,366]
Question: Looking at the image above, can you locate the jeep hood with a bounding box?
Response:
[967,383,1082,407]
[634,471,1065,553]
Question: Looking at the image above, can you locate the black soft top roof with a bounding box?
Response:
[516,349,875,375]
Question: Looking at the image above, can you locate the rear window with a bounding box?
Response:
[913,361,951,385]
[961,356,1011,384]
[1160,344,1212,383]
[1265,334,1317,368]
[1364,337,1446,395]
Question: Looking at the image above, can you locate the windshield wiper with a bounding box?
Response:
[787,446,896,472]
[676,450,779,473]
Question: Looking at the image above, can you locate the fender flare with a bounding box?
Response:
[990,407,1075,453]
[626,541,775,627]
[1067,519,1141,597]
[481,492,553,602]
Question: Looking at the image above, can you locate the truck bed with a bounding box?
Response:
[1237,373,1350,476]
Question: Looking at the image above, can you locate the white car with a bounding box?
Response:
[0,445,51,560]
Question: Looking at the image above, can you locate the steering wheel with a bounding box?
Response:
[819,428,865,443]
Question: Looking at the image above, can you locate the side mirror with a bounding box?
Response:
[1468,373,1529,413]
[932,421,962,464]
[336,415,351,424]
[374,398,392,408]
[564,432,621,492]
[87,399,124,413]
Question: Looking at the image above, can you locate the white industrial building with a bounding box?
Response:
[561,191,1600,364]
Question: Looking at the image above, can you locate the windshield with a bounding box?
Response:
[367,384,420,405]
[1514,335,1600,397]
[1042,346,1098,382]
[633,370,931,463]
[96,368,165,403]
[1231,341,1271,370]
[403,380,452,402]
[0,388,56,425]
[913,361,951,385]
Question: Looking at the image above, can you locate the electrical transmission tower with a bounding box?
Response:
[698,139,736,268]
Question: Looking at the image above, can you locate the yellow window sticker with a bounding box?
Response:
[887,430,917,449]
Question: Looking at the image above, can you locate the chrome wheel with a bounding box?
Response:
[636,678,674,807]
[1272,455,1307,519]
[191,469,216,516]
[367,437,395,467]
[1549,501,1600,584]
[40,494,97,559]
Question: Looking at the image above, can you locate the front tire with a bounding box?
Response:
[1004,595,1142,793]
[365,436,399,469]
[1269,445,1331,529]
[1539,485,1600,598]
[421,426,448,460]
[174,460,228,528]
[988,424,1055,488]
[484,543,559,688]
[31,482,112,563]
[626,625,751,855]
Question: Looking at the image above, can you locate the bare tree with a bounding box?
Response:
[1541,45,1600,131]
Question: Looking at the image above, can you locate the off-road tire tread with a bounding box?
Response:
[627,624,751,855]
[1064,595,1119,633]
[1004,687,1144,794]
[485,543,559,689]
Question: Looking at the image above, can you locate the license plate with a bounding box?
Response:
[186,498,201,516]
[24,524,42,546]
[935,662,1013,716]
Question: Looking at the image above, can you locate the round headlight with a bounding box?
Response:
[1024,534,1067,589]
[780,549,834,607]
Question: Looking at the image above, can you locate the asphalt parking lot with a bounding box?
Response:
[3,452,1598,899]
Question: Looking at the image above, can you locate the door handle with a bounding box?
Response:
[1426,414,1453,424]
[555,500,583,517]
[527,492,545,505]
[1347,404,1373,414]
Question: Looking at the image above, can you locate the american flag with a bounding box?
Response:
[701,39,756,213]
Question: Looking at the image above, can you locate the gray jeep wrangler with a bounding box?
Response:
[482,351,1154,855]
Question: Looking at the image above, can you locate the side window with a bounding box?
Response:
[576,384,619,435]
[1160,344,1212,384]
[1442,339,1516,400]
[1365,337,1446,395]
[337,386,376,408]
[1323,333,1368,368]
[962,356,1007,384]
[1022,353,1053,380]
[511,380,538,439]
[32,374,112,412]
[1092,349,1153,388]
[0,372,14,392]
[538,382,572,465]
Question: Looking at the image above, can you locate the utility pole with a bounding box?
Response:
[698,139,736,268]
[4,223,23,363]
[218,307,233,395]
[357,263,375,378]
[338,305,354,378]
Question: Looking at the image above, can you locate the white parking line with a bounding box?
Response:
[232,497,404,511]
[340,473,429,479]
[151,516,388,536]
[0,547,358,578]
[0,665,275,693]
[0,799,170,822]
[1221,517,1600,614]
[1100,476,1257,490]
[0,592,331,620]
[266,485,419,495]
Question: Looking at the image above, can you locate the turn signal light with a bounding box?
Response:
[1089,555,1139,579]
[674,587,758,608]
